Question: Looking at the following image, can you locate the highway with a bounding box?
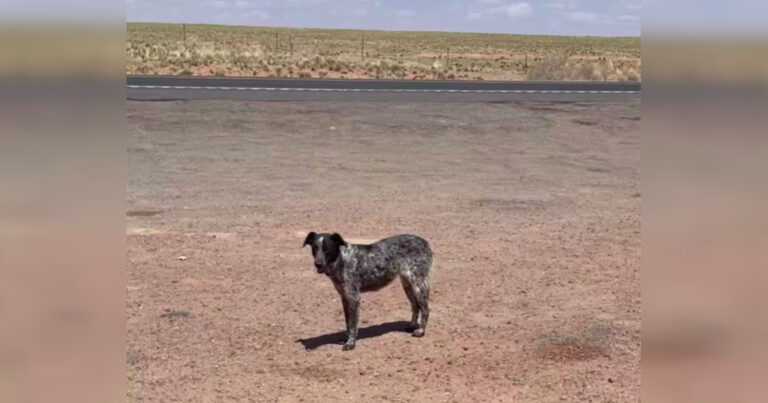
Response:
[127,75,641,102]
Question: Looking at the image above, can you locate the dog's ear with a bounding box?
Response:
[303,232,317,248]
[330,233,347,247]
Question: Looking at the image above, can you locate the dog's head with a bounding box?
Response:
[303,232,347,274]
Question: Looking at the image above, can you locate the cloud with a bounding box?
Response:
[283,0,331,5]
[503,2,533,18]
[546,1,578,10]
[617,14,640,22]
[246,9,270,19]
[128,0,639,36]
[546,2,567,10]
[621,0,644,11]
[210,0,228,9]
[467,11,484,20]
[468,1,533,20]
[560,10,640,26]
[567,11,598,23]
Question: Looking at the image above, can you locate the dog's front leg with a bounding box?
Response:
[341,291,360,351]
[340,296,350,335]
[334,282,352,344]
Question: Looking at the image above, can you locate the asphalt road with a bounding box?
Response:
[126,75,641,102]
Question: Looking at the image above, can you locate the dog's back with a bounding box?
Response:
[350,234,432,292]
[375,234,432,272]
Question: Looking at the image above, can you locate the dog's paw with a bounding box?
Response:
[342,343,356,351]
[411,328,425,337]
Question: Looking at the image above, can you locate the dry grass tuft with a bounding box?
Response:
[527,50,641,81]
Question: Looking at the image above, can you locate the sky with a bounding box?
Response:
[126,0,643,37]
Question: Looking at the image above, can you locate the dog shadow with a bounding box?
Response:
[297,321,413,350]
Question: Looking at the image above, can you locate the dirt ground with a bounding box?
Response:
[127,98,640,402]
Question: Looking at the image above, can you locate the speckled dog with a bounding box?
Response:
[303,232,433,351]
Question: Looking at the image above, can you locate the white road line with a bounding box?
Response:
[126,85,639,94]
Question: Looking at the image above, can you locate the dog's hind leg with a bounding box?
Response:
[400,275,420,332]
[412,278,429,337]
[400,272,429,337]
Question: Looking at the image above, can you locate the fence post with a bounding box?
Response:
[361,35,365,60]
[182,24,186,43]
[274,32,279,53]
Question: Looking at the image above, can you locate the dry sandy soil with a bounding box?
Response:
[127,98,640,402]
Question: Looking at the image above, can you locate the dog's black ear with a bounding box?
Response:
[330,233,347,247]
[303,232,317,247]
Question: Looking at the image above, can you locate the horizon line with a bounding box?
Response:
[127,20,641,39]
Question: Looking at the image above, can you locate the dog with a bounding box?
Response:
[303,232,433,350]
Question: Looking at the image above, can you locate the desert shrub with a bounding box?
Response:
[188,51,202,66]
[232,55,251,70]
[624,67,641,81]
[527,52,571,80]
[574,61,599,80]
